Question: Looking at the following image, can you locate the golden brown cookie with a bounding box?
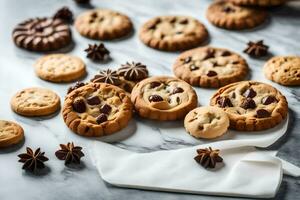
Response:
[229,0,286,7]
[11,88,61,117]
[264,56,300,86]
[206,1,267,30]
[131,76,198,121]
[184,106,229,139]
[0,120,24,148]
[62,82,133,137]
[210,81,288,131]
[34,54,86,83]
[173,46,249,88]
[139,16,208,51]
[12,17,72,51]
[75,9,133,40]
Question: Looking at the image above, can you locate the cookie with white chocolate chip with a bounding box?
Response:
[75,9,133,40]
[210,81,288,131]
[139,16,208,51]
[131,76,198,121]
[173,46,249,88]
[184,106,229,139]
[62,82,133,137]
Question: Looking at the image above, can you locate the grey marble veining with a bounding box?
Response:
[0,0,300,199]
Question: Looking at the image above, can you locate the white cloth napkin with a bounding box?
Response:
[90,115,300,198]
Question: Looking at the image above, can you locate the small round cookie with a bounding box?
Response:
[206,1,267,30]
[0,120,24,148]
[11,88,60,117]
[210,81,288,131]
[131,76,198,121]
[173,46,249,88]
[184,106,229,139]
[264,56,300,86]
[62,82,133,137]
[229,0,286,7]
[75,9,133,40]
[139,16,208,51]
[12,17,72,51]
[34,54,86,83]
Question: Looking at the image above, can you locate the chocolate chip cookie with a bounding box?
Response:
[11,88,61,117]
[173,46,249,88]
[229,0,286,7]
[139,16,208,51]
[210,81,288,131]
[184,106,229,139]
[0,120,24,148]
[75,9,133,40]
[264,56,300,86]
[34,54,86,83]
[62,82,133,137]
[12,17,72,51]
[131,76,198,121]
[206,1,267,30]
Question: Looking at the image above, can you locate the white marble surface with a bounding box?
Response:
[0,0,300,199]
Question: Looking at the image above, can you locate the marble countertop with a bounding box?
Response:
[0,0,300,199]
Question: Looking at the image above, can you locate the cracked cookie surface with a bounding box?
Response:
[173,46,248,88]
[264,56,300,86]
[0,120,24,148]
[206,1,267,30]
[139,16,208,51]
[210,81,288,131]
[75,9,133,40]
[63,82,133,137]
[131,76,198,120]
[184,106,229,139]
[34,54,86,83]
[11,88,60,117]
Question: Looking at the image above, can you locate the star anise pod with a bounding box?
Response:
[53,6,73,24]
[85,43,110,61]
[18,147,49,172]
[194,147,223,169]
[118,62,149,81]
[74,0,90,4]
[55,142,85,165]
[67,81,86,94]
[243,40,269,58]
[91,69,121,85]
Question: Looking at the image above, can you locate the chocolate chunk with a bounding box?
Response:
[262,96,277,105]
[231,92,236,99]
[220,50,231,56]
[100,104,112,114]
[149,95,163,102]
[182,56,192,64]
[256,109,270,118]
[172,87,184,94]
[217,97,233,108]
[190,64,199,71]
[179,19,188,24]
[207,70,217,77]
[222,6,235,13]
[243,88,257,98]
[96,113,108,124]
[203,49,215,60]
[72,98,86,113]
[86,96,101,105]
[241,98,256,109]
[150,81,161,88]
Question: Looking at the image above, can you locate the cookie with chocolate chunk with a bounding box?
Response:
[229,0,286,7]
[131,76,198,121]
[139,16,208,51]
[173,46,248,88]
[206,1,267,30]
[184,106,229,139]
[75,9,133,40]
[210,81,288,131]
[12,17,71,51]
[63,82,133,137]
[264,56,300,86]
